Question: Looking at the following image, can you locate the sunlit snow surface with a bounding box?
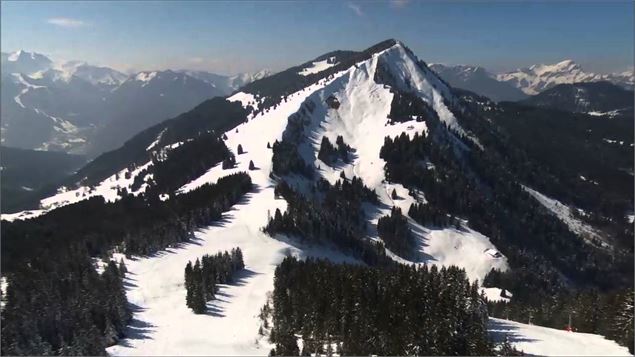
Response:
[298,57,338,76]
[109,71,359,356]
[107,43,515,356]
[489,318,631,356]
[8,43,619,356]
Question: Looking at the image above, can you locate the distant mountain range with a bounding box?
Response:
[428,64,527,102]
[521,81,634,114]
[0,50,272,157]
[431,60,633,101]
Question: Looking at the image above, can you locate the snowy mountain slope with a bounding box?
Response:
[100,41,518,355]
[497,59,634,95]
[4,40,631,356]
[64,62,128,87]
[108,68,353,356]
[488,318,631,356]
[263,41,505,280]
[1,50,53,76]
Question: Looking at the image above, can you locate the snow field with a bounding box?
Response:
[109,74,359,355]
[489,317,631,356]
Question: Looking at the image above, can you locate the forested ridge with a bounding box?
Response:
[376,86,633,350]
[1,172,252,355]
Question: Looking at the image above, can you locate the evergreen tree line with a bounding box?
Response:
[409,201,461,228]
[380,113,628,295]
[71,97,248,188]
[3,172,253,270]
[271,139,314,178]
[130,132,233,195]
[378,87,633,349]
[377,206,415,258]
[386,89,438,124]
[184,248,245,314]
[450,89,633,253]
[264,180,391,267]
[317,135,351,166]
[1,249,129,356]
[1,173,252,355]
[485,270,634,353]
[268,257,493,356]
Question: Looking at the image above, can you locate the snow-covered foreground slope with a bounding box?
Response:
[488,318,632,356]
[109,76,360,355]
[106,191,357,356]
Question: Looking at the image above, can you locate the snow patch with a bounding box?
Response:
[523,186,606,248]
[227,91,258,110]
[298,57,338,76]
[481,287,511,303]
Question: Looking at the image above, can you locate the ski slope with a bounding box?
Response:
[488,318,631,356]
[108,74,359,355]
[105,42,520,355]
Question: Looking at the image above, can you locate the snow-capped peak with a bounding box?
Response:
[135,71,158,83]
[2,50,54,76]
[7,50,25,61]
[498,59,604,95]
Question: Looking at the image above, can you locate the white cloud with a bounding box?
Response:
[347,2,363,17]
[390,0,410,8]
[47,17,86,28]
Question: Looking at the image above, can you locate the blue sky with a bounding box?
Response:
[1,1,633,75]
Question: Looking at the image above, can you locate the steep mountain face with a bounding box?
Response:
[1,40,632,356]
[429,64,527,102]
[521,81,634,114]
[0,50,52,75]
[0,51,271,156]
[497,59,634,95]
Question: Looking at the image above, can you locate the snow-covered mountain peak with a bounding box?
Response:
[135,71,158,83]
[2,50,53,76]
[61,62,127,86]
[498,59,603,94]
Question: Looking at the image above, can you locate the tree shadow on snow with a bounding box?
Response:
[408,222,438,264]
[488,318,538,351]
[117,303,156,346]
[204,268,260,317]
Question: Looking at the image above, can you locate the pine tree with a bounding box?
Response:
[391,189,398,200]
[249,160,256,170]
[119,258,127,275]
[237,144,244,155]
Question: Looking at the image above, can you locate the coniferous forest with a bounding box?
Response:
[1,173,252,355]
[267,257,493,356]
[184,248,245,314]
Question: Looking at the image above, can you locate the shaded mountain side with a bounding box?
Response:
[521,81,634,113]
[1,146,86,213]
[430,64,527,102]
